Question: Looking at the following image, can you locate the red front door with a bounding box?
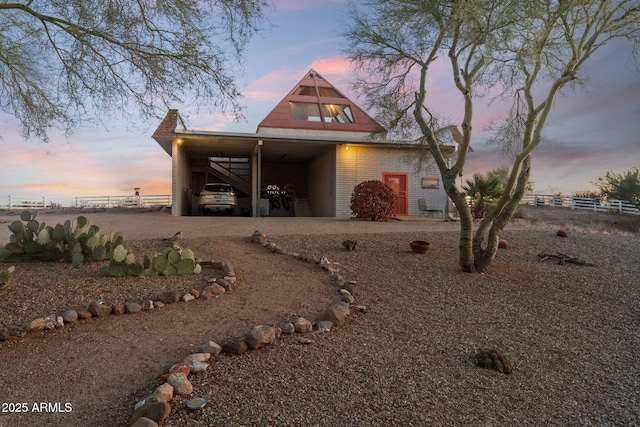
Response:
[382,172,408,216]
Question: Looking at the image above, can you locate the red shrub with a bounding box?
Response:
[350,180,397,221]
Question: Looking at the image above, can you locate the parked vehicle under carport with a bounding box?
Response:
[198,183,237,215]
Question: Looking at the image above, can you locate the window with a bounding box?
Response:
[318,87,342,97]
[293,86,316,96]
[293,86,343,98]
[321,104,354,123]
[290,102,321,121]
[422,177,440,189]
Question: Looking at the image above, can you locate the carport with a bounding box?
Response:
[153,114,357,216]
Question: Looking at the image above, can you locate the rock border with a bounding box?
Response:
[0,262,237,342]
[127,230,365,426]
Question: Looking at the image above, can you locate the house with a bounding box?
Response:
[152,69,460,217]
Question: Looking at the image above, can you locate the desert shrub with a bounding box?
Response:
[611,215,640,234]
[462,174,502,220]
[350,180,396,221]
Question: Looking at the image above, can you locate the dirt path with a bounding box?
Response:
[0,237,335,427]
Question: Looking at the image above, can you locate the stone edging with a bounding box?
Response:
[0,263,237,341]
[128,230,364,427]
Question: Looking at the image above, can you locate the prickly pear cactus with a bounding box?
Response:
[0,266,15,289]
[0,210,132,267]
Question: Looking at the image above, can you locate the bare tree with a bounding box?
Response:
[0,0,267,141]
[344,0,639,272]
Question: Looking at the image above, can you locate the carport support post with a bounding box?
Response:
[252,140,263,217]
[171,137,184,216]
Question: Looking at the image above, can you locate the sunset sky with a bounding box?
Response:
[1,0,639,203]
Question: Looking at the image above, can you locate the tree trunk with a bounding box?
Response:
[442,175,475,272]
[472,156,532,272]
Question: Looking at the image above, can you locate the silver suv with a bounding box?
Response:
[198,183,237,215]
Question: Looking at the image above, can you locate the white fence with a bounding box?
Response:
[521,195,640,215]
[0,194,171,210]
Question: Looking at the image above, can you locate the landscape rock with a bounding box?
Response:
[162,366,190,381]
[204,284,225,295]
[153,301,164,308]
[88,301,112,317]
[316,320,333,332]
[152,383,174,403]
[187,360,208,373]
[293,317,313,333]
[222,262,234,275]
[21,318,46,332]
[279,323,295,334]
[251,230,266,243]
[43,315,57,330]
[129,398,171,424]
[322,303,350,326]
[181,293,195,302]
[0,326,26,340]
[55,316,64,328]
[125,302,142,314]
[112,303,126,315]
[182,352,211,364]
[208,260,225,270]
[341,294,355,304]
[61,310,78,323]
[200,341,222,356]
[222,341,248,355]
[341,283,355,296]
[130,417,159,427]
[189,289,200,299]
[215,278,233,292]
[142,300,154,310]
[245,325,278,350]
[167,372,193,395]
[159,290,180,304]
[354,305,367,313]
[76,309,92,320]
[330,273,344,283]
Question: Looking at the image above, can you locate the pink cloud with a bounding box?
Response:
[309,55,353,77]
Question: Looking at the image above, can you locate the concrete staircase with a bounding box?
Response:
[207,157,250,196]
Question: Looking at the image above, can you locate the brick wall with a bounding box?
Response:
[152,109,179,140]
[335,145,448,217]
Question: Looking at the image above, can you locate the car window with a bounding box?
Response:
[204,184,232,192]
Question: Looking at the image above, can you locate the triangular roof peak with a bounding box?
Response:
[257,68,383,135]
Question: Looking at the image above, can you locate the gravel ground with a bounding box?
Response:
[0,207,638,426]
[163,228,640,426]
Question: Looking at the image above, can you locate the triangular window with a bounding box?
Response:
[321,104,353,123]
